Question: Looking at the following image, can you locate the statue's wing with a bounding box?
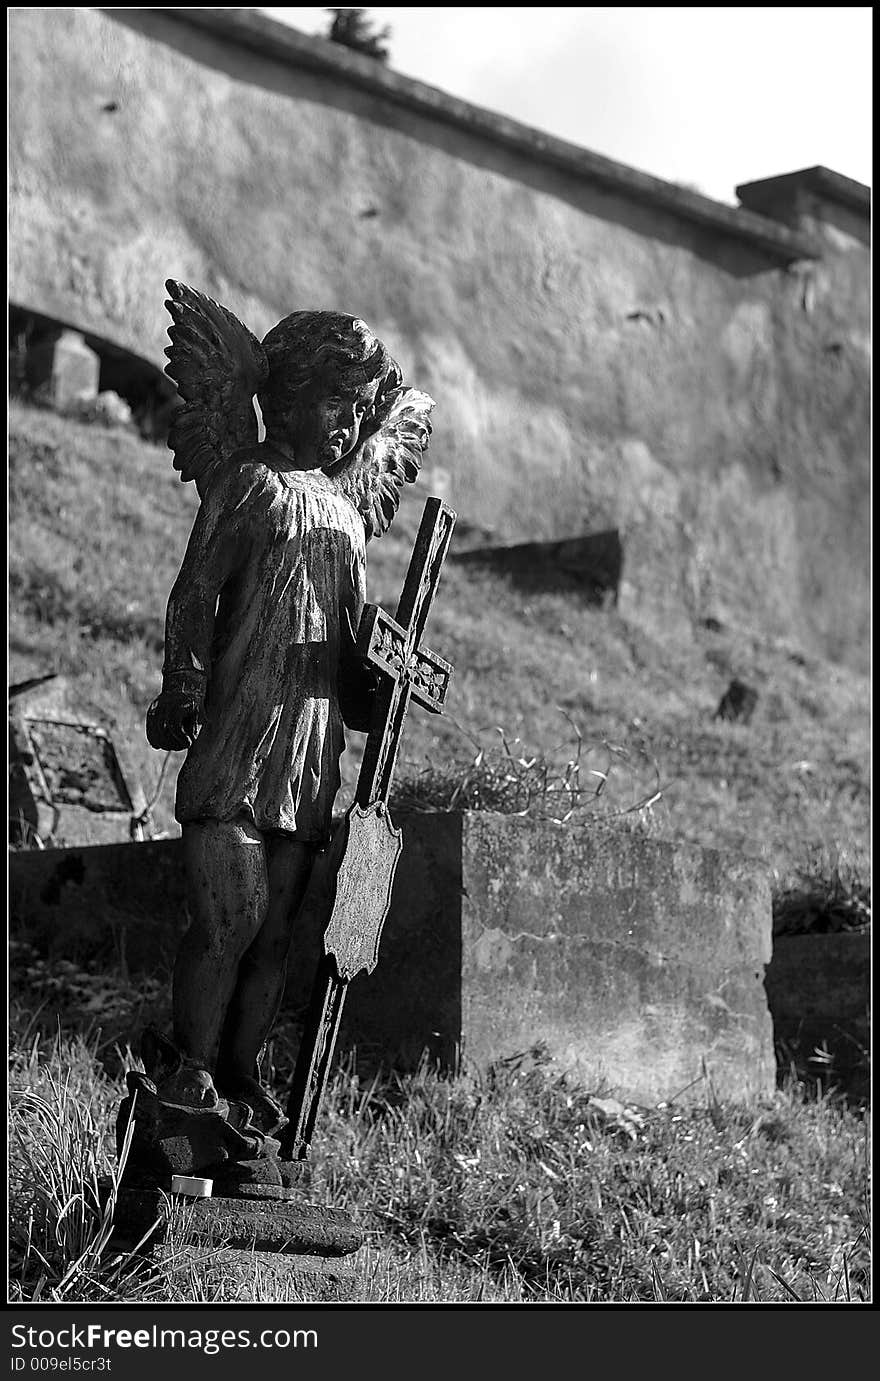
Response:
[323,386,435,539]
[163,279,268,493]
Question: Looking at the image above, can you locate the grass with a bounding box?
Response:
[772,843,871,936]
[7,1017,871,1304]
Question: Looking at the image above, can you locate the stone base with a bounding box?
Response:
[107,1183,364,1254]
[136,1243,362,1302]
[101,1181,365,1300]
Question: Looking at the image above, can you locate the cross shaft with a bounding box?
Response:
[282,496,456,1160]
[356,497,455,806]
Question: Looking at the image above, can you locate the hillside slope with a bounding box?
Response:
[9,402,869,908]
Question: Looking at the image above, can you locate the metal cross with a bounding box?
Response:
[281,496,456,1160]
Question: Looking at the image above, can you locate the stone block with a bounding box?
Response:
[736,166,870,247]
[27,329,100,409]
[315,813,774,1104]
[151,1246,360,1301]
[10,836,187,974]
[10,812,774,1105]
[109,1185,363,1256]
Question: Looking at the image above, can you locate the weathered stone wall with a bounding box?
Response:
[457,815,773,1103]
[8,7,869,667]
[9,812,775,1105]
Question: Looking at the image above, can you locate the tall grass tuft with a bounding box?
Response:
[8,1031,147,1301]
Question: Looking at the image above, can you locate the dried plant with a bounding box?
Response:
[392,713,665,827]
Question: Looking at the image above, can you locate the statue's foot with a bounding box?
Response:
[155,1060,221,1110]
[215,1072,288,1137]
[117,1069,269,1186]
[212,1155,310,1199]
[140,1029,222,1110]
[215,1156,282,1188]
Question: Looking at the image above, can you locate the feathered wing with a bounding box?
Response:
[323,386,435,539]
[163,279,269,494]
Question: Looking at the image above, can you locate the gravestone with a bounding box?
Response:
[453,529,623,607]
[8,675,148,846]
[26,329,100,410]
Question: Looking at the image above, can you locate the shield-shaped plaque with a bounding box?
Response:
[321,803,403,982]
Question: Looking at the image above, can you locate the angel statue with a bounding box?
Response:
[122,281,434,1192]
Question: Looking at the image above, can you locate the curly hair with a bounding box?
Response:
[258,311,402,441]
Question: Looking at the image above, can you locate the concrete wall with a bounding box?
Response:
[9,811,775,1105]
[8,8,869,668]
[457,814,773,1102]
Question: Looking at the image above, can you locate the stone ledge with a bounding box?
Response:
[123,1243,360,1302]
[134,6,820,264]
[101,1183,365,1299]
[107,1185,364,1257]
[737,166,870,219]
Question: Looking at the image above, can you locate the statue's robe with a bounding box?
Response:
[163,458,366,843]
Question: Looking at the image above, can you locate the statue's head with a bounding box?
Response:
[259,312,402,468]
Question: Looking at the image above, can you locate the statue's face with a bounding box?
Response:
[290,374,380,469]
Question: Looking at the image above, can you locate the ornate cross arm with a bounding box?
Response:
[360,606,453,714]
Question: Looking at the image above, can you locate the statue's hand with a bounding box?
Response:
[339,655,379,733]
[146,691,204,751]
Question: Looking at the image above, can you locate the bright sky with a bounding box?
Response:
[261,7,872,203]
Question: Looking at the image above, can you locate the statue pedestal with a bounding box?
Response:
[100,1181,365,1301]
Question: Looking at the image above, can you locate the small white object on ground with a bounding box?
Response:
[170,1174,213,1197]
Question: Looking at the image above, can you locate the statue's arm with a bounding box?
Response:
[146,481,246,751]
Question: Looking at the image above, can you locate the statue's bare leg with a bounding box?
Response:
[216,834,316,1092]
[173,818,269,1072]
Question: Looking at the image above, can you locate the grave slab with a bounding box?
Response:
[10,812,774,1105]
[9,674,148,846]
